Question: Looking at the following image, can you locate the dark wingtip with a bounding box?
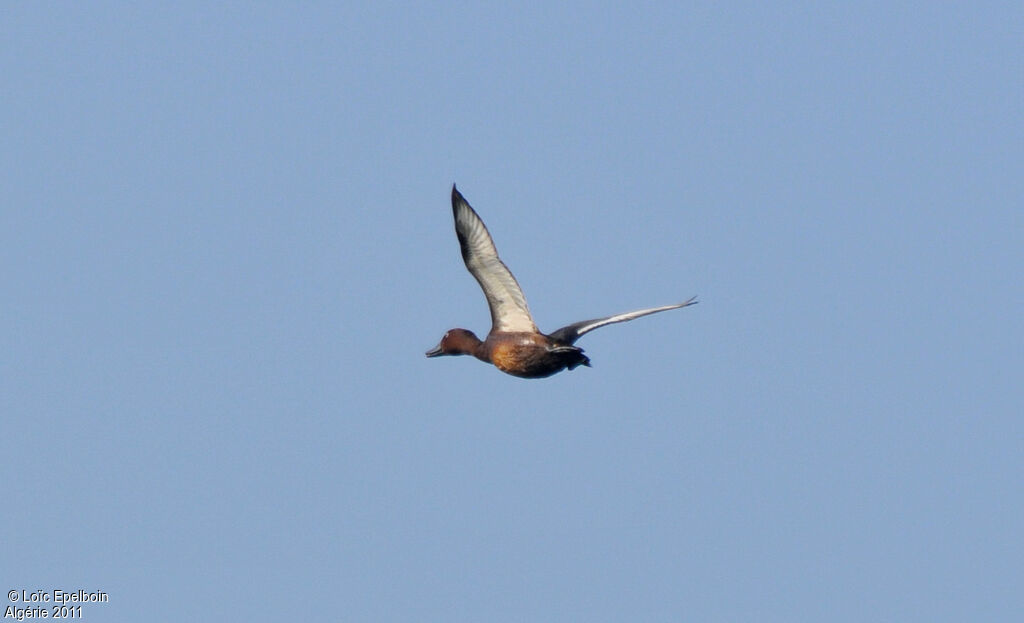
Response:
[451,184,474,224]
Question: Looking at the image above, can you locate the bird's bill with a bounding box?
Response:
[425,343,444,357]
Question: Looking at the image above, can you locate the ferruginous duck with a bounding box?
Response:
[426,185,697,378]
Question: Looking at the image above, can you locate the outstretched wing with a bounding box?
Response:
[451,185,538,333]
[548,297,698,345]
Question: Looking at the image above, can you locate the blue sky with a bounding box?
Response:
[2,2,1021,621]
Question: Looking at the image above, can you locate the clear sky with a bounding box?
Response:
[2,2,1021,621]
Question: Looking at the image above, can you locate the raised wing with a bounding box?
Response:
[451,185,538,333]
[548,297,698,345]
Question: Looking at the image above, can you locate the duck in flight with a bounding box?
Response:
[426,185,697,378]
